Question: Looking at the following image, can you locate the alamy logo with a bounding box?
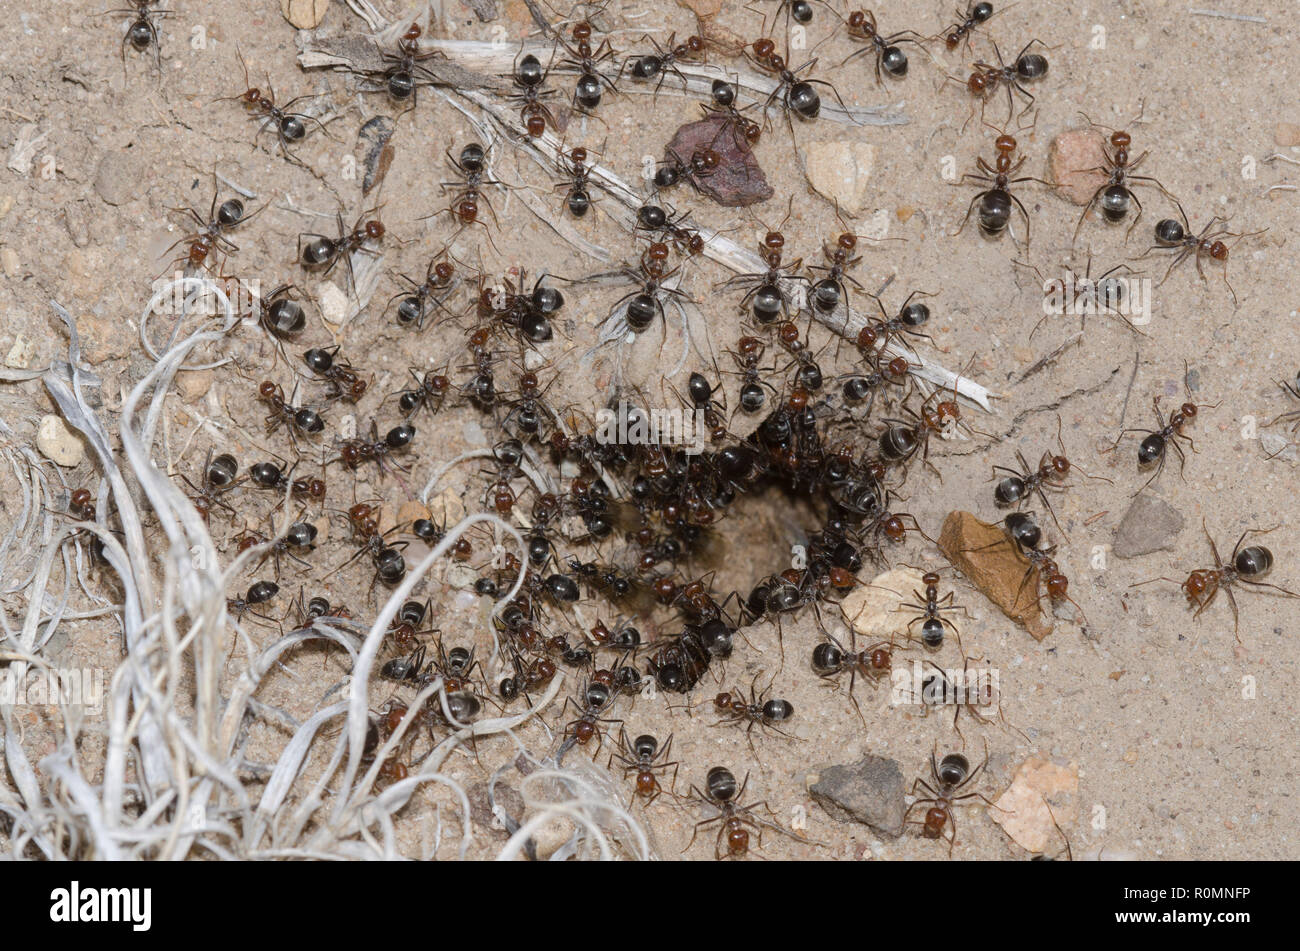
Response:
[1041,272,1152,325]
[595,401,708,455]
[49,882,151,931]
[0,666,104,715]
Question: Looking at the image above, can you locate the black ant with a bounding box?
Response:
[298,211,386,293]
[711,674,795,746]
[747,37,850,127]
[1072,118,1177,243]
[811,631,894,724]
[904,745,996,855]
[303,346,368,403]
[389,249,459,330]
[653,137,725,193]
[806,227,866,317]
[510,51,558,137]
[555,20,619,112]
[941,1,996,53]
[1104,373,1215,492]
[746,0,830,39]
[557,681,623,760]
[718,219,807,326]
[329,502,408,588]
[954,133,1050,243]
[840,8,926,83]
[247,460,327,507]
[1140,201,1263,306]
[604,242,692,336]
[217,50,329,163]
[248,284,309,358]
[862,288,938,352]
[235,520,319,580]
[557,145,596,218]
[335,420,416,478]
[433,143,504,243]
[608,730,678,807]
[104,0,168,71]
[227,580,280,628]
[362,23,443,108]
[992,416,1075,533]
[627,32,707,95]
[914,657,1008,742]
[701,79,764,150]
[684,766,773,860]
[900,569,970,651]
[836,352,912,418]
[257,380,324,447]
[396,366,451,418]
[957,39,1050,129]
[181,449,241,523]
[1133,522,1299,639]
[162,186,259,276]
[1269,373,1300,435]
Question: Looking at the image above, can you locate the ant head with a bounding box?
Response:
[403,23,422,41]
[1110,130,1131,149]
[995,133,1017,153]
[967,72,988,93]
[1180,402,1198,419]
[752,37,776,59]
[1209,240,1228,261]
[364,221,385,239]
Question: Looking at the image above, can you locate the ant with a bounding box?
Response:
[654,137,726,194]
[811,631,894,724]
[389,250,459,330]
[555,20,619,112]
[710,674,795,747]
[1268,373,1300,435]
[876,383,964,477]
[217,50,329,163]
[1104,373,1215,492]
[718,218,807,326]
[386,599,433,652]
[840,9,926,83]
[991,416,1075,533]
[335,421,416,478]
[1072,118,1177,243]
[396,366,451,417]
[163,185,259,276]
[807,227,866,316]
[363,23,443,108]
[1018,256,1148,338]
[331,502,408,588]
[899,569,970,651]
[1140,201,1263,306]
[904,745,996,855]
[249,284,309,358]
[236,520,318,580]
[608,730,678,807]
[303,346,368,403]
[435,142,503,236]
[957,39,1050,129]
[502,368,559,439]
[747,38,850,127]
[227,580,280,629]
[701,79,764,150]
[684,766,773,860]
[247,460,327,507]
[299,211,386,291]
[627,32,707,95]
[181,449,241,523]
[747,0,830,36]
[915,657,1009,742]
[104,0,169,72]
[557,145,596,218]
[941,1,997,53]
[954,133,1050,243]
[1133,522,1299,639]
[557,681,623,760]
[836,352,912,418]
[257,380,325,446]
[863,289,938,352]
[606,243,692,336]
[510,51,558,137]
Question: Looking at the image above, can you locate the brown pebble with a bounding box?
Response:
[665,114,773,207]
[1123,750,1138,764]
[1275,121,1300,147]
[937,510,1052,640]
[1049,129,1107,205]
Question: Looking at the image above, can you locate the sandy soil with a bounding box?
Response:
[0,0,1297,860]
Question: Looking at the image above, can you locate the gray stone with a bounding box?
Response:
[1113,492,1185,558]
[809,753,906,836]
[93,152,136,206]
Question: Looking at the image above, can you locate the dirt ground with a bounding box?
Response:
[0,0,1297,860]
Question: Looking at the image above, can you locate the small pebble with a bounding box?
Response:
[809,754,907,836]
[1275,122,1300,147]
[1,247,19,278]
[1123,750,1138,764]
[280,0,329,29]
[93,152,137,207]
[1113,492,1184,558]
[37,415,85,468]
[804,141,875,215]
[318,281,348,326]
[1049,129,1106,205]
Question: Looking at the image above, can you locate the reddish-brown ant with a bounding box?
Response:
[954,133,1051,243]
[608,730,678,807]
[899,569,970,652]
[684,766,774,860]
[358,23,444,108]
[389,249,459,330]
[904,745,997,855]
[303,346,368,403]
[941,1,997,53]
[1132,522,1299,639]
[396,366,451,418]
[510,52,558,137]
[811,630,894,723]
[1104,372,1216,492]
[555,19,620,112]
[1140,200,1263,306]
[299,211,385,291]
[162,185,259,277]
[747,37,851,127]
[1071,117,1177,243]
[557,145,596,218]
[216,49,329,162]
[840,9,926,83]
[180,449,241,523]
[335,420,416,478]
[956,39,1050,129]
[627,32,707,95]
[700,80,763,150]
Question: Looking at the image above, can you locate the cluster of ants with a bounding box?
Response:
[86,0,1297,860]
